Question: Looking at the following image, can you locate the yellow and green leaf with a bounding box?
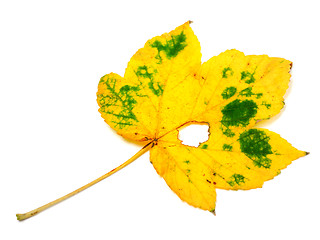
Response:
[97,22,308,212]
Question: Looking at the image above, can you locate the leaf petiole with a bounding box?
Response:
[16,141,153,221]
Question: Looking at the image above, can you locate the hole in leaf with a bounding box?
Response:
[178,123,209,147]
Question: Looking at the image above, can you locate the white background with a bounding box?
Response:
[1,0,319,239]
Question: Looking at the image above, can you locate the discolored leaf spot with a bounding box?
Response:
[221,99,258,127]
[227,174,246,187]
[201,144,208,149]
[239,129,273,168]
[222,144,233,151]
[221,127,235,138]
[262,101,271,109]
[135,65,154,79]
[135,65,163,96]
[222,67,234,78]
[221,86,237,99]
[241,71,256,84]
[98,76,141,129]
[238,87,263,99]
[150,31,187,63]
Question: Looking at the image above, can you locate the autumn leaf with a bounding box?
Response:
[17,21,308,220]
[96,21,308,212]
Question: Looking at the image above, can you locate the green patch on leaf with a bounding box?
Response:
[227,174,246,187]
[200,144,208,149]
[239,87,254,97]
[98,76,141,129]
[222,128,235,138]
[135,65,154,79]
[221,99,258,127]
[184,160,190,164]
[221,87,237,99]
[238,87,263,99]
[241,71,255,84]
[262,101,271,109]
[148,81,164,96]
[135,65,163,96]
[222,144,233,151]
[222,67,234,78]
[150,31,187,63]
[239,129,273,168]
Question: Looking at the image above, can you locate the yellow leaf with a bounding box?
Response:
[97,22,308,212]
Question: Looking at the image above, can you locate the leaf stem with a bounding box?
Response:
[16,141,153,221]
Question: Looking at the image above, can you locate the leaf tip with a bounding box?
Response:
[210,209,216,216]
